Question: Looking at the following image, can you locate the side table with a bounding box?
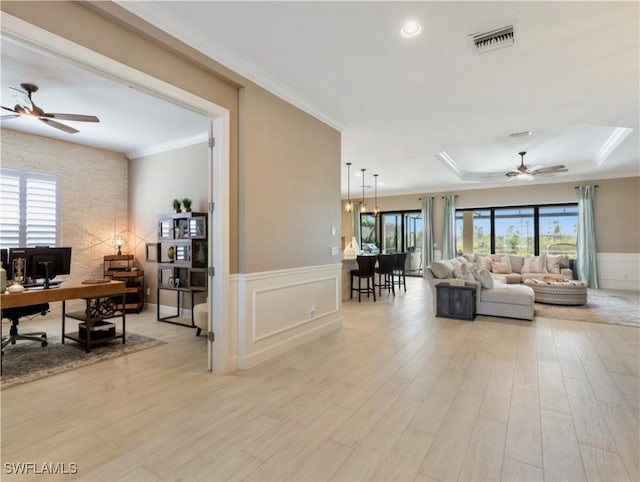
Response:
[436,282,476,321]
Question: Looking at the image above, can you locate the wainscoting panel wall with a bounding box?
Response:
[234,263,342,369]
[597,252,640,290]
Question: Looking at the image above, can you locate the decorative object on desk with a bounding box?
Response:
[360,168,367,212]
[182,197,192,212]
[344,162,353,213]
[343,236,359,257]
[112,235,125,256]
[0,333,165,389]
[7,283,25,293]
[11,256,25,287]
[172,198,182,213]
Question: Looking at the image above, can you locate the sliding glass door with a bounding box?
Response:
[359,209,423,276]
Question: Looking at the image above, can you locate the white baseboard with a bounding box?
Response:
[234,263,343,370]
[597,252,640,291]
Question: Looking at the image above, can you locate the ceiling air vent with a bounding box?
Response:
[469,25,515,54]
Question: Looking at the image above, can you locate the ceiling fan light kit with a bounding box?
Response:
[505,151,567,181]
[1,83,99,134]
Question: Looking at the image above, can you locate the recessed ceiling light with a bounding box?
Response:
[401,20,422,38]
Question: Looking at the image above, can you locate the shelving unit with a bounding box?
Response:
[62,296,126,353]
[148,212,208,327]
[104,255,144,313]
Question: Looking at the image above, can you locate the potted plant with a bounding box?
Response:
[182,198,192,212]
[172,198,182,213]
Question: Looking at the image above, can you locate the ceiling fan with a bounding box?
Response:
[505,151,567,181]
[1,83,99,134]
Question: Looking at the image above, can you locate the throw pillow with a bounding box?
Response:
[491,261,511,274]
[453,262,476,281]
[523,256,547,273]
[476,268,494,289]
[430,260,452,279]
[546,255,562,274]
[476,255,492,271]
[492,254,512,273]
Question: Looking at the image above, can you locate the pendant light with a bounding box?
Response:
[360,168,367,213]
[373,174,380,217]
[344,162,353,213]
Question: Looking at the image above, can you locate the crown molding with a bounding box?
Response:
[115,2,344,132]
[127,132,209,160]
[594,127,633,166]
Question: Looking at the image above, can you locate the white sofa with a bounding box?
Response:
[426,256,536,321]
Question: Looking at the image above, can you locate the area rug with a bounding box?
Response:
[1,333,165,389]
[535,288,639,327]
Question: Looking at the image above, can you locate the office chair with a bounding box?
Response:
[1,303,50,352]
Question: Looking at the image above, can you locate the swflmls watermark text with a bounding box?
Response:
[4,462,78,476]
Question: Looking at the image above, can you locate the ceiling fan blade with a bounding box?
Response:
[532,165,567,174]
[9,87,32,111]
[2,105,18,113]
[39,117,79,134]
[44,113,99,123]
[1,114,21,120]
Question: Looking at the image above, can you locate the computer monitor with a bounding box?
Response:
[8,247,72,289]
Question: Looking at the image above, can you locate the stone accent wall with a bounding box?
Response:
[1,129,128,313]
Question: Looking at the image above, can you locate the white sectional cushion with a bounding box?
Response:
[479,283,534,306]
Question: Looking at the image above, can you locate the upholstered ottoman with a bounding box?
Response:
[193,302,208,336]
[524,278,588,305]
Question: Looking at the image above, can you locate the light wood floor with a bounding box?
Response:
[2,277,639,481]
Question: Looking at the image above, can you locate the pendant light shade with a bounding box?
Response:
[345,162,353,213]
[373,174,380,217]
[360,168,367,213]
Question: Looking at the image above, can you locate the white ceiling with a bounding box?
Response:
[2,2,638,196]
[0,36,209,159]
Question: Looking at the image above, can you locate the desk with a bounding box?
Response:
[1,281,126,352]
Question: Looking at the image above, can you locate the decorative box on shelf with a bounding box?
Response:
[78,321,116,340]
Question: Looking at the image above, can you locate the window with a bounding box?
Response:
[494,207,535,256]
[0,168,60,248]
[455,203,577,258]
[456,209,491,256]
[539,205,578,256]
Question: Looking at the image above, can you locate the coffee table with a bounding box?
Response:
[524,278,588,305]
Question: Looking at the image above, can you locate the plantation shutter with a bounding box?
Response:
[0,173,21,247]
[0,168,59,248]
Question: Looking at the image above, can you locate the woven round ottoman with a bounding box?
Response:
[524,278,588,305]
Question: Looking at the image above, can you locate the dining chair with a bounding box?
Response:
[350,255,377,302]
[376,253,396,296]
[393,252,408,292]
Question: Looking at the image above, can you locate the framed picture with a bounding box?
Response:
[145,242,159,262]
